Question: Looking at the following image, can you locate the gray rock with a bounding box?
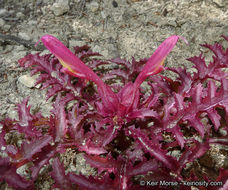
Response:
[0,18,5,28]
[16,12,25,18]
[0,9,8,17]
[43,0,50,3]
[106,43,119,58]
[3,24,11,31]
[14,45,25,51]
[86,1,99,13]
[70,165,77,172]
[51,0,70,16]
[41,5,49,15]
[169,150,181,160]
[212,0,225,7]
[219,128,227,136]
[27,20,38,25]
[36,0,43,6]
[16,163,32,178]
[92,45,102,55]
[12,51,27,61]
[113,11,123,23]
[92,43,119,59]
[69,40,85,47]
[18,32,31,41]
[0,0,227,187]
[159,17,177,27]
[18,74,40,88]
[8,10,15,15]
[101,11,108,19]
[7,109,18,121]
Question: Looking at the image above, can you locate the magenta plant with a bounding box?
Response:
[0,35,228,190]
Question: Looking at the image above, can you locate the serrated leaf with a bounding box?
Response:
[17,98,34,127]
[30,145,57,179]
[128,159,160,177]
[0,157,33,189]
[18,135,52,161]
[187,116,205,137]
[79,140,107,155]
[84,154,119,174]
[51,157,73,190]
[69,173,112,190]
[207,108,221,130]
[127,126,178,170]
[127,108,159,120]
[179,140,209,170]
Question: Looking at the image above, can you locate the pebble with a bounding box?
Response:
[159,18,177,27]
[0,18,5,28]
[18,74,41,88]
[12,51,27,61]
[86,2,99,13]
[212,0,225,7]
[16,163,31,177]
[27,20,38,25]
[70,165,77,172]
[0,8,8,17]
[8,10,15,15]
[51,0,70,16]
[14,45,25,51]
[112,1,118,8]
[36,0,43,6]
[43,0,50,3]
[41,6,48,15]
[113,11,123,23]
[92,45,109,58]
[69,40,85,47]
[2,24,11,31]
[219,128,227,136]
[16,12,24,18]
[170,150,181,159]
[101,11,108,19]
[18,32,31,41]
[8,109,18,121]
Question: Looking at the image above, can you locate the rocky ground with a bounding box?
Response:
[0,0,228,189]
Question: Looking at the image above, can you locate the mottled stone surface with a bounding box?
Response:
[0,0,227,189]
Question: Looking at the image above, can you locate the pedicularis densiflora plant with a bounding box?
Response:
[0,35,228,190]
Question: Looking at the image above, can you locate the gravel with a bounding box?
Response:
[0,0,227,189]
